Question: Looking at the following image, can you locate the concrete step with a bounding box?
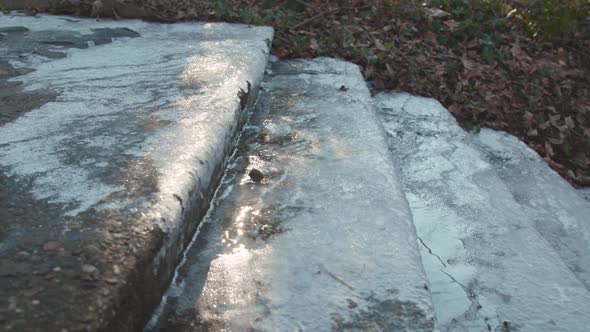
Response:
[149,58,436,331]
[0,14,272,331]
[473,129,590,290]
[374,93,590,332]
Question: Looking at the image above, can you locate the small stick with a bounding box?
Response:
[320,264,354,290]
[290,4,372,31]
[291,8,340,30]
[294,0,318,11]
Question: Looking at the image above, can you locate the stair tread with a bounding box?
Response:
[375,92,590,332]
[475,129,590,290]
[153,58,436,331]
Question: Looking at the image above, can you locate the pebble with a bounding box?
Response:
[248,168,264,182]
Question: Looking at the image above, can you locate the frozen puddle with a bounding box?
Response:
[149,59,436,331]
[375,93,590,332]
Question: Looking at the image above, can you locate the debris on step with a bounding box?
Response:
[248,168,264,182]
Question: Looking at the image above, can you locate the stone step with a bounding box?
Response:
[473,129,590,290]
[0,14,272,331]
[150,58,436,331]
[374,93,590,332]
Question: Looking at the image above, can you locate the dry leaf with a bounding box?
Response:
[443,20,458,31]
[564,116,575,129]
[425,8,450,18]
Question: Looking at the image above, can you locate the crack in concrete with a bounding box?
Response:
[440,270,470,296]
[417,236,447,268]
[440,270,490,329]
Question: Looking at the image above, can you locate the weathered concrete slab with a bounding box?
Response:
[474,129,590,290]
[0,14,272,331]
[150,58,436,331]
[375,92,590,331]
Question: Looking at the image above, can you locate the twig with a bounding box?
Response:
[320,264,354,290]
[291,8,340,30]
[275,35,291,45]
[294,0,318,12]
[290,4,373,31]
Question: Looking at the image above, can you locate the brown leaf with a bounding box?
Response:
[466,39,479,49]
[523,111,534,126]
[310,38,319,50]
[511,41,525,60]
[461,57,477,70]
[545,142,554,157]
[567,170,576,179]
[423,31,437,41]
[425,8,449,18]
[564,116,575,129]
[374,38,387,51]
[443,20,458,31]
[385,63,395,77]
[549,114,561,127]
[545,106,557,113]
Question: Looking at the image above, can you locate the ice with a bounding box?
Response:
[0,14,272,224]
[474,129,590,289]
[375,92,590,332]
[150,59,435,331]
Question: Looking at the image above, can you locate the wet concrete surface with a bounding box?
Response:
[0,14,272,332]
[149,58,435,331]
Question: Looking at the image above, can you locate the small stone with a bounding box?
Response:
[42,241,63,252]
[53,267,61,272]
[346,298,358,309]
[248,168,264,183]
[81,264,98,274]
[31,300,40,306]
[112,265,120,275]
